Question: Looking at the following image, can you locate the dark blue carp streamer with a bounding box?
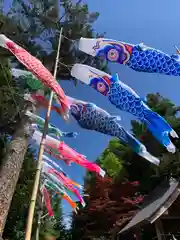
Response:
[79,38,180,76]
[71,64,178,153]
[67,96,160,165]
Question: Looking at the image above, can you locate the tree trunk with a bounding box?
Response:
[0,112,33,236]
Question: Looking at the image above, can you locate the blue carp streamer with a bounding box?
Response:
[67,96,160,165]
[79,38,180,76]
[71,64,178,153]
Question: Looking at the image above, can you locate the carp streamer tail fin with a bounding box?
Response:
[144,110,178,153]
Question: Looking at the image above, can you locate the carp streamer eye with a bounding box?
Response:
[71,104,79,115]
[97,81,107,93]
[107,48,119,61]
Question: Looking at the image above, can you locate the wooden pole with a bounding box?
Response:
[25,27,63,240]
[155,219,166,240]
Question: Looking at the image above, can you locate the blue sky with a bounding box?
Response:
[4,0,180,223]
[59,0,180,182]
[58,0,180,218]
[55,0,180,219]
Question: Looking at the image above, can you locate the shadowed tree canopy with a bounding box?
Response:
[0,0,106,80]
[0,58,22,135]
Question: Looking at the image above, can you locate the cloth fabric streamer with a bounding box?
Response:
[43,155,83,189]
[32,130,105,177]
[11,68,45,91]
[42,154,66,175]
[26,110,77,139]
[71,64,178,153]
[0,34,69,118]
[24,93,64,117]
[67,96,160,165]
[42,161,85,207]
[78,37,180,76]
[43,179,78,213]
[41,185,54,217]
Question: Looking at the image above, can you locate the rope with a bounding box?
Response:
[61,34,76,43]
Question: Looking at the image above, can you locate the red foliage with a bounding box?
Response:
[72,176,144,239]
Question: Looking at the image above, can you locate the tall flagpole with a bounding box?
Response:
[25,27,63,240]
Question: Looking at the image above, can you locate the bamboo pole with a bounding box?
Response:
[25,27,63,240]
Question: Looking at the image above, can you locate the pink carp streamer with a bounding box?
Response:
[43,154,81,186]
[32,130,105,177]
[0,34,69,119]
[45,141,105,177]
[41,186,54,217]
[42,161,85,206]
[48,167,85,207]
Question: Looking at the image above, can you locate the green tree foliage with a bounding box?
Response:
[98,152,123,178]
[96,139,127,179]
[0,0,106,80]
[0,58,24,136]
[39,197,70,240]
